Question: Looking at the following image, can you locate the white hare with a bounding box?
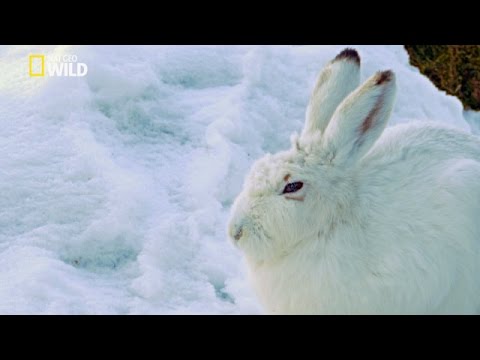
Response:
[227,48,480,314]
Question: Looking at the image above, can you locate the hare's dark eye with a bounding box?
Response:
[282,182,303,194]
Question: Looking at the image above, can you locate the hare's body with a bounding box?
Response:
[249,123,480,314]
[228,49,480,314]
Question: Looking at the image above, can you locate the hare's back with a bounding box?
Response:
[364,122,480,171]
[361,122,480,206]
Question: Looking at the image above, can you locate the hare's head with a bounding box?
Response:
[228,49,397,262]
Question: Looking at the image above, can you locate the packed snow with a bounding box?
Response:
[0,45,477,314]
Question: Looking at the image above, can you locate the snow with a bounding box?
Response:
[0,45,474,314]
[464,110,480,135]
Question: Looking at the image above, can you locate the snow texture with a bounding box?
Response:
[0,45,476,314]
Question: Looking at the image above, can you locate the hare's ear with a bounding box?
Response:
[301,49,361,138]
[322,70,397,166]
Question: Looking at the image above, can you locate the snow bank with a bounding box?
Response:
[465,110,480,135]
[0,45,472,314]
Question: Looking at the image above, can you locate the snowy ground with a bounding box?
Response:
[0,45,477,314]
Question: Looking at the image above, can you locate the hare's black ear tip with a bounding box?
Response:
[375,70,395,85]
[333,48,360,65]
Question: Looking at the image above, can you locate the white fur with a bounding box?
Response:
[228,49,480,314]
[302,53,360,137]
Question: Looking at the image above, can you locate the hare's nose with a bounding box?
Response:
[228,222,244,242]
[228,194,249,242]
[233,226,243,241]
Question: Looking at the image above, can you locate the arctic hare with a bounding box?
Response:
[228,48,480,314]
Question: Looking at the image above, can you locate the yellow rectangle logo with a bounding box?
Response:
[29,55,45,77]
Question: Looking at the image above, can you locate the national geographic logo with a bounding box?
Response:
[29,54,88,77]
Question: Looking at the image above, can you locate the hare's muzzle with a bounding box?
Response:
[228,194,251,243]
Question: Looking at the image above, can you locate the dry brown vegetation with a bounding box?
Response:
[405,45,480,110]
